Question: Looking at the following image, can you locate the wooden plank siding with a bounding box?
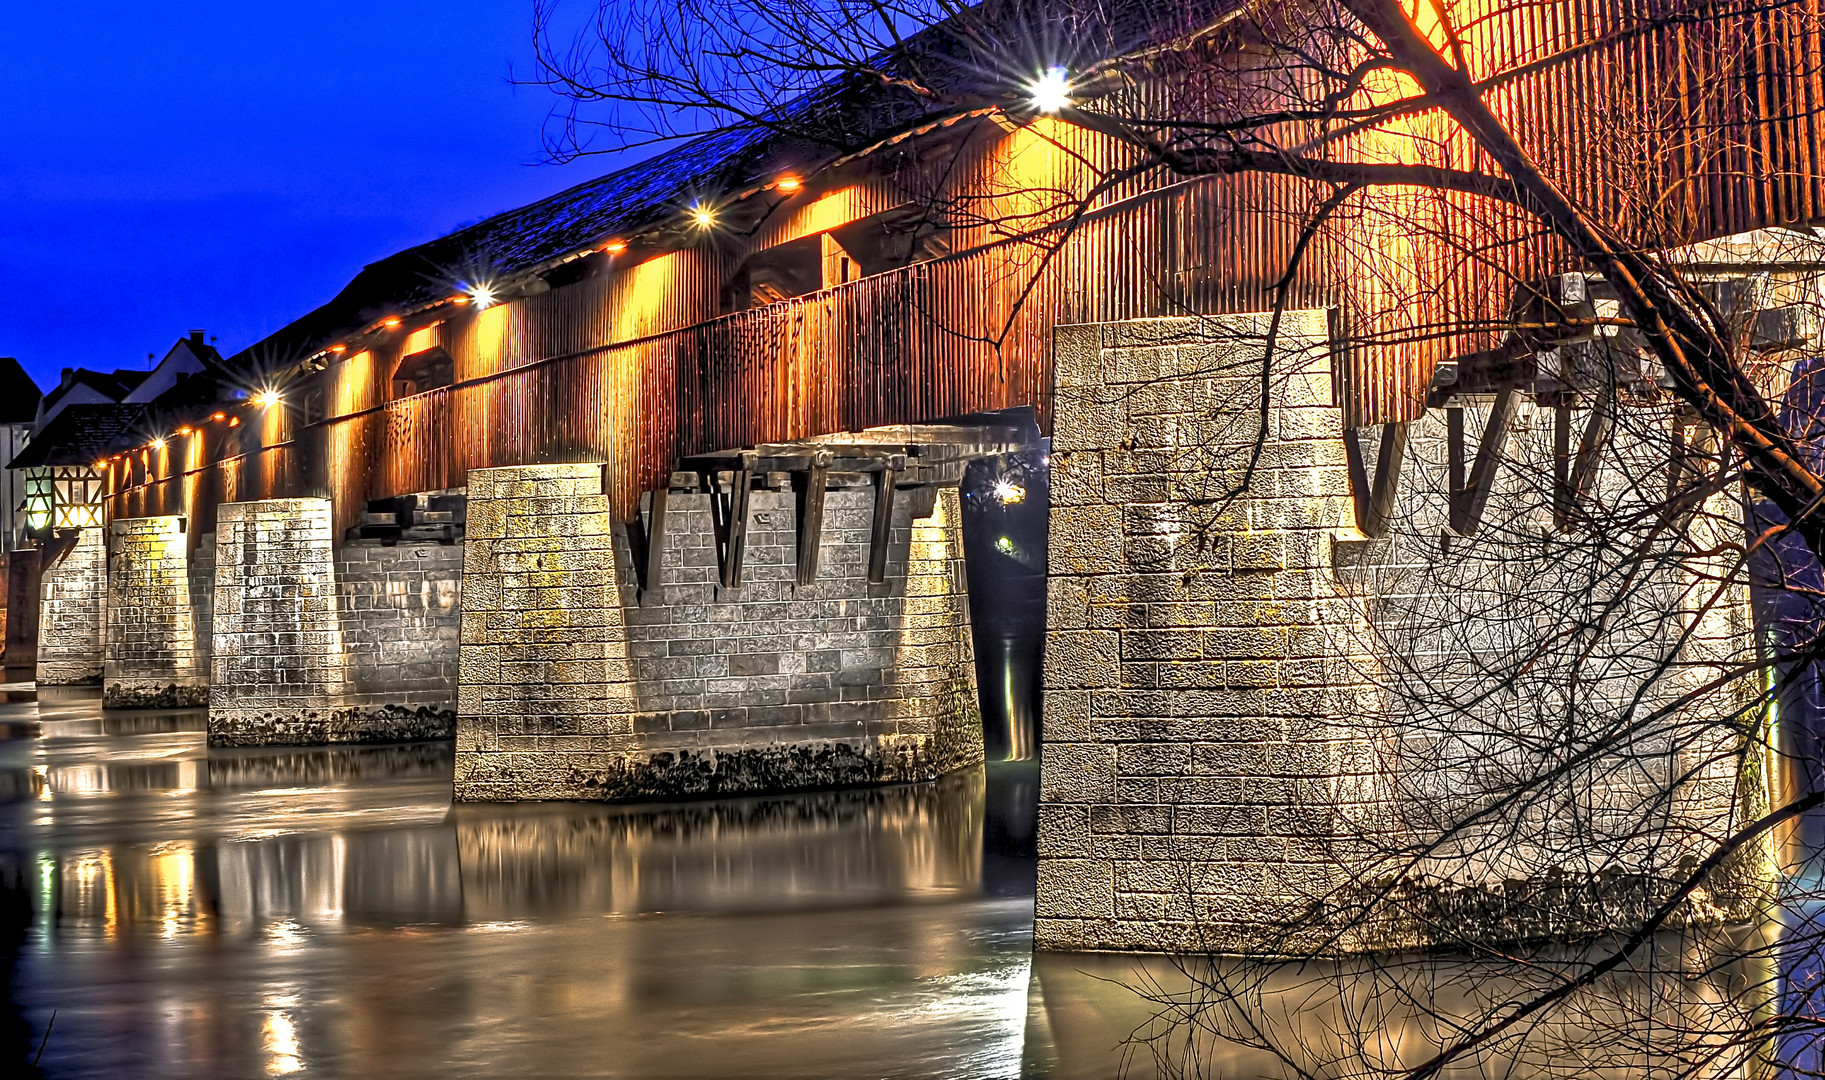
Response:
[102,0,1825,528]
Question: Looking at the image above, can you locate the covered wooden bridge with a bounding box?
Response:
[18,0,1825,952]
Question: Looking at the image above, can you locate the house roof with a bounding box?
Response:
[0,359,43,425]
[229,0,1229,370]
[39,369,150,416]
[8,404,147,470]
[14,340,242,472]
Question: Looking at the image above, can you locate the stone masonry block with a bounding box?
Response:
[457,466,980,802]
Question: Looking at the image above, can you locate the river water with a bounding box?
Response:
[0,689,1814,1078]
[0,689,1170,1079]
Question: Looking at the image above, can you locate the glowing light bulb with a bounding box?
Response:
[254,390,282,410]
[689,204,716,228]
[175,426,191,436]
[329,344,347,354]
[152,438,166,450]
[211,412,226,421]
[604,240,628,254]
[776,176,801,192]
[992,479,1027,505]
[1029,67,1072,113]
[469,285,495,310]
[382,316,402,329]
[995,536,1016,554]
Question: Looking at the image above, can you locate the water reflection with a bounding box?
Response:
[0,693,1046,1079]
[5,689,1817,1078]
[457,771,983,919]
[22,770,987,940]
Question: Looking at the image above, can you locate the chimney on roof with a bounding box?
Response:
[189,329,206,348]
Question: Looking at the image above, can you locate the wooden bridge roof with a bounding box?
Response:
[227,0,1237,373]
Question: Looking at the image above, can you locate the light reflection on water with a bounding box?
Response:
[0,690,1816,1078]
[0,690,1058,1079]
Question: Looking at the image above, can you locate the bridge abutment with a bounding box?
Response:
[103,516,211,708]
[454,462,980,801]
[1035,312,1761,954]
[37,526,107,686]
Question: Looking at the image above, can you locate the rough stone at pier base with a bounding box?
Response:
[1033,311,1766,956]
[103,516,211,709]
[36,525,107,686]
[208,498,459,745]
[453,462,981,802]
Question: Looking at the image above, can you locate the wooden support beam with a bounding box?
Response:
[1447,407,1465,500]
[725,468,752,589]
[1555,388,1613,530]
[1666,413,1725,530]
[795,455,829,586]
[1449,387,1519,536]
[703,462,755,589]
[39,533,79,572]
[635,488,668,598]
[1553,398,1573,524]
[1342,426,1370,522]
[868,466,897,584]
[1342,423,1408,538]
[1666,414,1691,504]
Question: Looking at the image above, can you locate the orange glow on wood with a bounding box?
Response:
[404,326,438,355]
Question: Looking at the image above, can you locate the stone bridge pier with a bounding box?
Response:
[204,498,463,745]
[90,431,999,789]
[104,516,211,708]
[36,525,108,687]
[93,498,463,742]
[452,443,990,801]
[1034,311,1762,954]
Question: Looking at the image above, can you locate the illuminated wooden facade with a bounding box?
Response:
[25,466,104,536]
[95,0,1825,530]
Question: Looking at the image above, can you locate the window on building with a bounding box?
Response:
[392,346,455,398]
[725,207,952,312]
[300,385,326,426]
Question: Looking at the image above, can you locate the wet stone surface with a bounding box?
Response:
[207,703,458,747]
[557,737,967,801]
[100,683,209,711]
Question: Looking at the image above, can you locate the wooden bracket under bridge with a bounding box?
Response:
[640,424,1030,596]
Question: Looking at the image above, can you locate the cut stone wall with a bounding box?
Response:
[1034,312,1759,955]
[103,517,209,708]
[454,463,980,802]
[335,541,463,713]
[190,532,215,669]
[209,499,458,746]
[37,527,107,686]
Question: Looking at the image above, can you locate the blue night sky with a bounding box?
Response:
[0,2,623,391]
